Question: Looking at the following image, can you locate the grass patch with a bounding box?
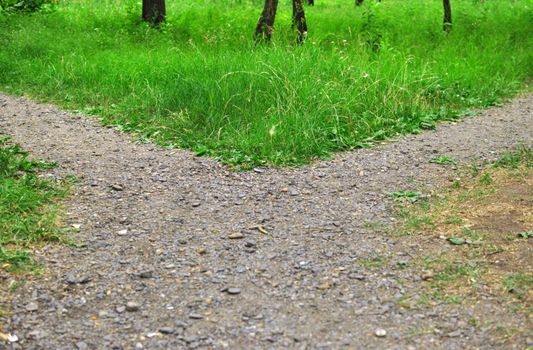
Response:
[0,0,532,167]
[430,155,458,166]
[0,136,67,272]
[395,148,532,310]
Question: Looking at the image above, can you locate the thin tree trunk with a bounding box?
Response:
[142,0,166,25]
[292,0,308,44]
[254,0,279,42]
[355,0,364,6]
[307,0,314,6]
[443,0,452,32]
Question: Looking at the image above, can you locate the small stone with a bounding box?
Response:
[191,201,201,207]
[139,271,153,279]
[447,330,462,338]
[289,189,299,196]
[317,283,331,290]
[76,341,89,350]
[244,240,257,247]
[253,168,265,174]
[110,184,124,191]
[25,302,39,312]
[422,271,434,280]
[228,232,245,239]
[374,328,387,337]
[348,273,366,280]
[116,306,126,313]
[175,321,188,328]
[197,247,207,255]
[117,229,129,236]
[188,313,203,320]
[159,327,174,334]
[66,274,78,284]
[227,288,241,295]
[125,302,140,312]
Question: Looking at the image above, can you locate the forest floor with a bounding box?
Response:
[0,93,531,349]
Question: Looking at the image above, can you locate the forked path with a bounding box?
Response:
[0,93,532,349]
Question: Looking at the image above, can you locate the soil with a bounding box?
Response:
[0,92,532,349]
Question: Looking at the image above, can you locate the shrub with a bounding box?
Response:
[0,0,55,13]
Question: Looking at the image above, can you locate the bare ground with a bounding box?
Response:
[0,93,532,349]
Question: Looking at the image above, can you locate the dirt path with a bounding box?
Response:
[0,93,532,349]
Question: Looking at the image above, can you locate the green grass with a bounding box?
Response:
[0,136,66,271]
[430,155,458,166]
[0,0,532,167]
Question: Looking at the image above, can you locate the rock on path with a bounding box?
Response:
[0,93,532,349]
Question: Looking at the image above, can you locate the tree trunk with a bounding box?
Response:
[292,0,308,44]
[443,0,452,32]
[254,0,279,42]
[355,0,364,6]
[142,0,166,25]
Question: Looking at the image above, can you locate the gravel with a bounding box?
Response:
[0,92,532,349]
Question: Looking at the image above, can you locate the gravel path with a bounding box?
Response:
[0,93,532,349]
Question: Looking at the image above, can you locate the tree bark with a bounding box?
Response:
[292,0,308,44]
[443,0,452,32]
[254,0,279,42]
[142,0,166,25]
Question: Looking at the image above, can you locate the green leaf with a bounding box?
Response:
[448,237,465,245]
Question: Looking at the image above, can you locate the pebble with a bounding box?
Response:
[227,288,241,295]
[76,341,89,350]
[110,184,124,191]
[245,239,257,247]
[139,270,153,279]
[189,313,204,319]
[348,273,366,280]
[289,189,299,196]
[25,302,39,312]
[421,271,434,280]
[117,229,129,236]
[125,302,140,312]
[374,328,387,337]
[447,330,462,338]
[159,327,174,334]
[191,201,201,207]
[317,283,331,290]
[228,232,244,239]
[116,306,126,313]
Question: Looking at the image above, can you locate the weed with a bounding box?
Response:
[388,191,422,202]
[0,137,66,272]
[430,155,457,166]
[517,231,532,239]
[493,147,532,169]
[504,273,533,300]
[358,255,388,269]
[479,171,493,185]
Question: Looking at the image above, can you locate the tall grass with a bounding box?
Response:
[0,0,531,167]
